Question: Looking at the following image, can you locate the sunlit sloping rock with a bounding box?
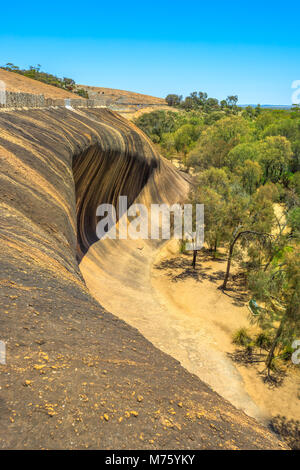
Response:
[0,107,286,449]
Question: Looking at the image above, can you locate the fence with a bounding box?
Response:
[0,91,108,109]
[0,91,164,111]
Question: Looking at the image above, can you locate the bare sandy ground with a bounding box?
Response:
[0,69,81,99]
[121,106,178,120]
[78,85,165,105]
[152,240,300,423]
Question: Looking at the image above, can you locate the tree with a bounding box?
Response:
[180,96,195,111]
[263,118,300,141]
[197,91,208,105]
[226,95,238,108]
[287,206,300,239]
[190,186,229,256]
[203,111,225,125]
[134,110,179,142]
[227,137,293,184]
[237,160,263,194]
[187,116,250,170]
[221,189,274,289]
[291,140,300,172]
[258,136,293,183]
[290,171,300,197]
[63,77,75,90]
[204,98,219,112]
[196,167,231,197]
[76,88,89,98]
[226,142,261,171]
[221,228,273,290]
[255,104,262,116]
[190,168,247,259]
[248,247,300,375]
[2,62,20,71]
[188,91,208,108]
[173,124,201,162]
[160,132,176,160]
[179,91,220,112]
[255,110,282,133]
[1,63,78,92]
[242,106,256,119]
[166,94,182,107]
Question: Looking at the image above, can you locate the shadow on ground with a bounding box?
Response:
[154,253,248,307]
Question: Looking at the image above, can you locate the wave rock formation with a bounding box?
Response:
[0,107,285,449]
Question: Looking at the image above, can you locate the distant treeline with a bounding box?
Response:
[1,63,89,98]
[165,91,259,113]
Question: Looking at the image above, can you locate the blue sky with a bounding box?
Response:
[1,0,299,104]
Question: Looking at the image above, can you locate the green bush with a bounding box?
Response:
[232,328,252,347]
[255,332,272,350]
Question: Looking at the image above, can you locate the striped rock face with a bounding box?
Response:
[0,107,286,449]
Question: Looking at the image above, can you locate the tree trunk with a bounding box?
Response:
[192,250,197,269]
[213,239,217,258]
[221,229,272,290]
[265,320,284,374]
[263,255,273,272]
[221,241,235,290]
[221,230,244,289]
[264,223,286,272]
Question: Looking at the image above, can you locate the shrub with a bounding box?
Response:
[255,332,272,350]
[233,328,252,347]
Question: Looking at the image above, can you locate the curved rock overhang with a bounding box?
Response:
[0,107,286,449]
[73,139,158,258]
